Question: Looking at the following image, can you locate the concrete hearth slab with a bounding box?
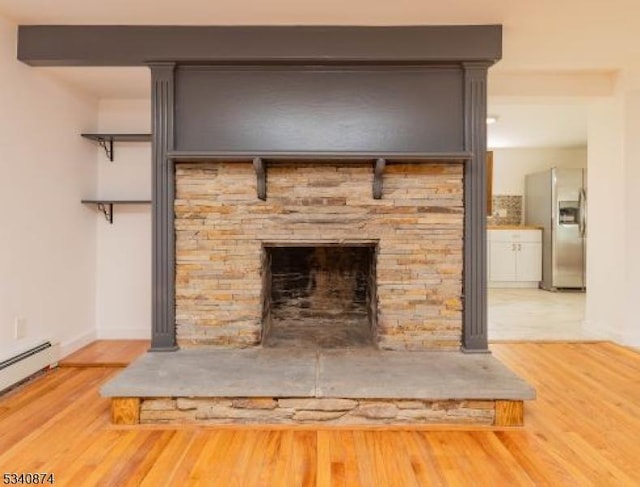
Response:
[101,348,535,401]
[101,348,317,398]
[318,350,535,400]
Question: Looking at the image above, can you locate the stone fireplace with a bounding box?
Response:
[175,162,464,351]
[55,25,535,427]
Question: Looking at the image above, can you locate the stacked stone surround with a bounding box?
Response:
[140,397,495,425]
[175,162,464,350]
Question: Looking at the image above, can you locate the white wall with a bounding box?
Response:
[0,16,98,357]
[584,73,640,348]
[585,97,626,343]
[622,90,640,347]
[95,100,151,339]
[491,147,587,196]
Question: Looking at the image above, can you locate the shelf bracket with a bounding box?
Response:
[373,158,386,199]
[96,202,114,224]
[97,138,114,161]
[253,157,267,200]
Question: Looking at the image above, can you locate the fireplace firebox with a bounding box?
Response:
[262,244,377,348]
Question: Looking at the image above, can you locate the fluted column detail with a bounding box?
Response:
[462,62,490,352]
[149,62,178,351]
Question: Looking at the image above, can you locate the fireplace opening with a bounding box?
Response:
[261,244,377,349]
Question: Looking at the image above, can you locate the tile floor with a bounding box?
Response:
[488,288,596,341]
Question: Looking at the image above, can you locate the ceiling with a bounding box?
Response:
[3,0,633,148]
[487,102,587,149]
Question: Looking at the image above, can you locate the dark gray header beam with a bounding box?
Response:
[18,25,502,67]
[174,66,465,153]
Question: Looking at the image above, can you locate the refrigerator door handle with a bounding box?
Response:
[579,188,587,237]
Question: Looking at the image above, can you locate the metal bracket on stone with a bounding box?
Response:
[253,157,267,200]
[373,158,386,199]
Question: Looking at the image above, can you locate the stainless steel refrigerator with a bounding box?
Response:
[524,168,587,290]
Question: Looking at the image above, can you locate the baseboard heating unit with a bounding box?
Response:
[0,341,59,393]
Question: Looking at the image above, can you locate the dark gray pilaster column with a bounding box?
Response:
[149,63,178,351]
[462,62,490,352]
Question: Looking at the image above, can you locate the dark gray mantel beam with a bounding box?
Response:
[462,62,490,353]
[149,62,178,352]
[167,151,473,161]
[18,25,501,67]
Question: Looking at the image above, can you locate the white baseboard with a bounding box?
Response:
[60,330,97,360]
[97,328,150,340]
[582,320,640,349]
[611,330,640,349]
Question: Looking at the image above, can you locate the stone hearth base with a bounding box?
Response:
[112,396,524,426]
[102,348,534,427]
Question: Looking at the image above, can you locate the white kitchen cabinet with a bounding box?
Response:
[488,229,542,287]
[516,241,543,282]
[489,241,517,281]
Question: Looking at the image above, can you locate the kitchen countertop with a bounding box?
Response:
[487,225,543,230]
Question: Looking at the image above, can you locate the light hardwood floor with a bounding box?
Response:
[0,341,638,486]
[59,340,150,367]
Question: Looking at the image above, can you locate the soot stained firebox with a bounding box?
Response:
[262,245,377,349]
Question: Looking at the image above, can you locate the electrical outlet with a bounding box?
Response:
[498,208,508,217]
[14,317,26,339]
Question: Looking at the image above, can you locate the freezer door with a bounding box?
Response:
[553,168,585,288]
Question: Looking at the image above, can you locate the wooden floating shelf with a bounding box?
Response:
[81,200,151,204]
[81,134,151,142]
[81,200,151,224]
[81,133,151,161]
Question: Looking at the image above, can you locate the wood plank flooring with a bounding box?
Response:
[0,341,638,485]
[59,340,149,367]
